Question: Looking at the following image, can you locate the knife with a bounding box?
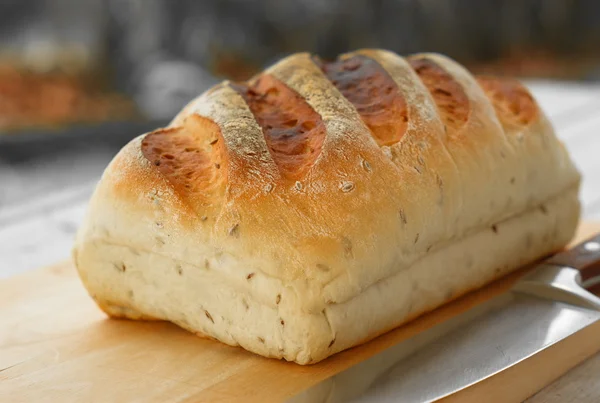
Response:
[290,233,600,403]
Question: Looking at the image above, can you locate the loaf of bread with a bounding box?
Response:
[73,49,581,365]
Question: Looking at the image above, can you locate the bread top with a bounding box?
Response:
[78,49,580,313]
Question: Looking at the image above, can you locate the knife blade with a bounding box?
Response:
[290,234,600,403]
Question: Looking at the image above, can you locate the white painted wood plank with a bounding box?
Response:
[527,353,600,402]
[0,200,88,278]
[525,80,600,118]
[0,182,94,226]
[0,148,108,210]
[552,104,600,139]
[557,106,600,215]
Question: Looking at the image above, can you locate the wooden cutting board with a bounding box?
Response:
[2,222,600,403]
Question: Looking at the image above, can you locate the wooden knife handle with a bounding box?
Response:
[546,233,600,282]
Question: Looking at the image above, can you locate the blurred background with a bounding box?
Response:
[1,0,600,275]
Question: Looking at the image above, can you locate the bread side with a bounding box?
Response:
[74,49,581,364]
[74,180,578,364]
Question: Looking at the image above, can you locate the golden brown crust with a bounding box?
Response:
[476,75,538,130]
[407,56,470,132]
[317,54,408,146]
[141,115,228,210]
[231,74,326,180]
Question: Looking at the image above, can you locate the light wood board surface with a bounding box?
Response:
[527,350,600,403]
[1,222,599,403]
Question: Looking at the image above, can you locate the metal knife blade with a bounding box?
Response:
[350,269,600,402]
[289,236,600,403]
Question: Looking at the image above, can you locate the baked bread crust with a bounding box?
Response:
[73,49,581,364]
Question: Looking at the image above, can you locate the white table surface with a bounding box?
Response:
[1,80,600,401]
